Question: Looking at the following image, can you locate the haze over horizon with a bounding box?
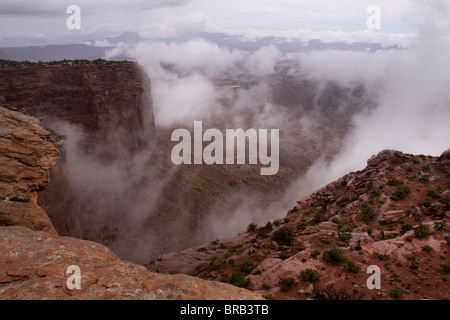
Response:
[1,0,449,47]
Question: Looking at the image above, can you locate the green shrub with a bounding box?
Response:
[391,157,403,164]
[279,277,297,292]
[409,261,420,270]
[256,222,273,238]
[239,259,256,274]
[401,224,413,234]
[322,246,345,264]
[434,220,448,231]
[247,223,257,232]
[422,197,432,207]
[390,288,404,299]
[300,269,321,282]
[360,203,375,221]
[229,271,251,288]
[262,282,272,290]
[370,188,382,197]
[419,175,430,183]
[387,179,403,186]
[414,224,431,238]
[342,258,361,273]
[263,294,274,300]
[310,249,321,259]
[440,262,450,274]
[271,227,295,246]
[422,245,433,253]
[439,196,450,211]
[338,230,353,242]
[426,189,440,199]
[312,212,328,225]
[390,185,411,200]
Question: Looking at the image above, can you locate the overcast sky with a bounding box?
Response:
[0,0,449,46]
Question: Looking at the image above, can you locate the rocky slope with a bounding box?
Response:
[0,107,261,300]
[148,149,450,300]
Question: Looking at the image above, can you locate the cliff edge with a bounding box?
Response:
[0,107,261,300]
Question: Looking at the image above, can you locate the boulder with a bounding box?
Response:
[379,210,404,225]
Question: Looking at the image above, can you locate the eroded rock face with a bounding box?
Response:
[0,226,262,300]
[0,107,59,234]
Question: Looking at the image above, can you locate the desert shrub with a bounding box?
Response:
[312,212,328,225]
[338,230,353,242]
[300,269,321,282]
[256,222,273,238]
[229,271,251,288]
[273,220,281,226]
[414,224,431,238]
[262,283,272,290]
[439,196,450,211]
[370,188,382,197]
[312,284,365,300]
[427,189,441,199]
[271,227,295,246]
[422,197,432,207]
[419,175,430,183]
[228,259,235,265]
[421,165,431,172]
[422,245,433,253]
[390,185,411,200]
[247,223,257,232]
[342,258,361,273]
[360,203,375,221]
[391,157,403,164]
[434,220,448,231]
[263,294,274,300]
[310,249,321,259]
[390,288,404,299]
[278,277,297,292]
[409,261,420,270]
[239,259,256,274]
[401,223,413,234]
[297,222,308,231]
[387,179,403,186]
[440,262,450,274]
[322,246,345,264]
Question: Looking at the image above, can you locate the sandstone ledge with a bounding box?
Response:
[0,226,262,300]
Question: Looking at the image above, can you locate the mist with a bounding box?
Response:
[38,1,449,262]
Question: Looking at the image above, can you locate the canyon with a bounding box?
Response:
[0,59,448,300]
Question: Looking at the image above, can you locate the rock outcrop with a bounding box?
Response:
[0,107,58,234]
[148,149,450,300]
[0,226,261,300]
